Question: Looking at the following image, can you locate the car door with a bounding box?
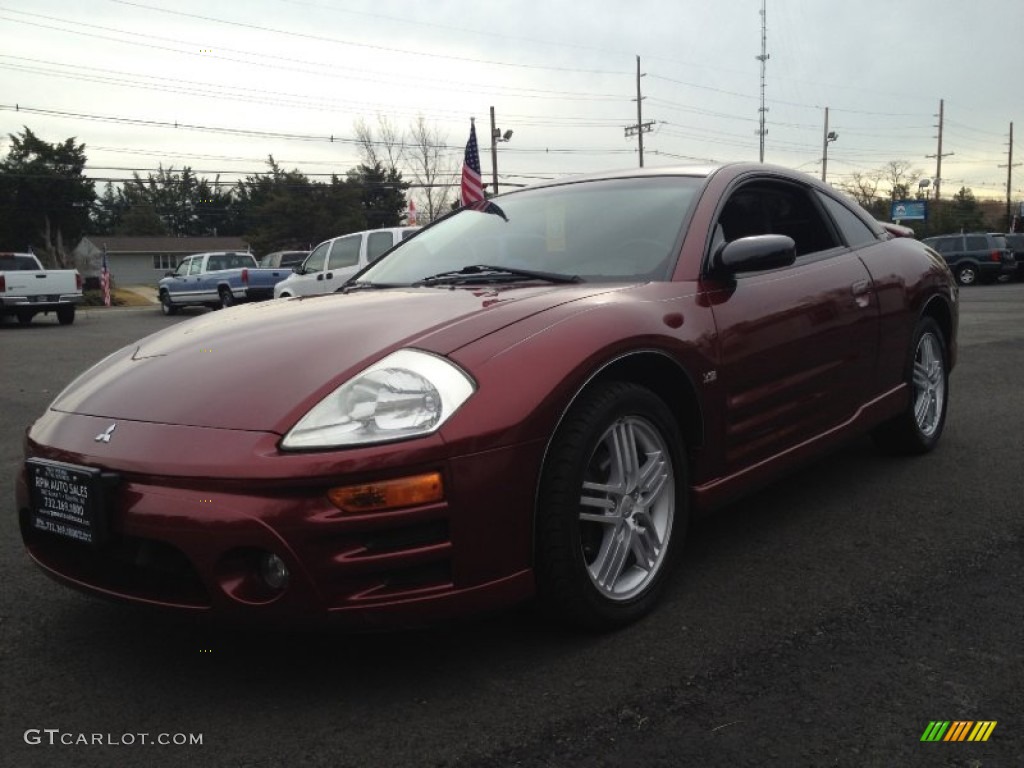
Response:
[288,241,331,297]
[704,177,880,474]
[321,234,362,293]
[164,256,200,296]
[165,256,196,299]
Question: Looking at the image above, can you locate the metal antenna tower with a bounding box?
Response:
[756,0,769,162]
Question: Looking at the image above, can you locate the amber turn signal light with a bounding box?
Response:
[327,472,444,513]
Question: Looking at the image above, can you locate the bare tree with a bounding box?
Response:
[353,115,405,176]
[407,115,456,222]
[839,171,882,208]
[881,160,922,201]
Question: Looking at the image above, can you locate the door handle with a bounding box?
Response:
[851,279,872,307]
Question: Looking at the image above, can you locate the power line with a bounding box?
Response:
[0,16,626,104]
[109,0,632,76]
[0,104,638,161]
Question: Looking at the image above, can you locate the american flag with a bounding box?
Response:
[461,120,485,205]
[100,247,111,307]
[408,198,417,226]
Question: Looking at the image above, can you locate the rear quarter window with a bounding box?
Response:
[817,193,878,247]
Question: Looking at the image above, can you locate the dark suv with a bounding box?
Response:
[921,232,1015,285]
[1005,232,1024,280]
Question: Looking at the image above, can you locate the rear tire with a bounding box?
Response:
[219,288,234,308]
[871,317,948,455]
[57,305,75,325]
[17,310,33,326]
[536,381,687,630]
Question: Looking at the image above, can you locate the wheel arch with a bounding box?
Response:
[920,293,955,369]
[583,350,705,455]
[531,348,705,558]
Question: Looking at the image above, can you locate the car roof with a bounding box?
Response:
[507,162,850,199]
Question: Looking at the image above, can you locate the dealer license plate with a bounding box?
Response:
[27,459,111,545]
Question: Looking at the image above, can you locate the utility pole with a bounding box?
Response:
[821,107,837,183]
[998,122,1021,231]
[624,55,654,167]
[756,0,769,162]
[926,98,954,202]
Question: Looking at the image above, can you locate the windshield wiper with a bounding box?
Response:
[339,281,400,293]
[414,264,581,286]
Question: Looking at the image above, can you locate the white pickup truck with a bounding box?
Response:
[0,252,84,326]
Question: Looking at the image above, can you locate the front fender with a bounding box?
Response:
[443,283,717,456]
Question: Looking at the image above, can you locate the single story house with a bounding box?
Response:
[73,236,251,287]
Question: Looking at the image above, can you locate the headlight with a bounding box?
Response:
[281,349,475,449]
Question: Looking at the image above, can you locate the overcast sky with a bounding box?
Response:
[1,0,1021,201]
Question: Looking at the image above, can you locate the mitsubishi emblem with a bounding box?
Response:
[94,423,117,443]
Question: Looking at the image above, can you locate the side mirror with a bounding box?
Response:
[712,235,796,276]
[164,270,174,277]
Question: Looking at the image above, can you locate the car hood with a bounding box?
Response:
[50,285,622,432]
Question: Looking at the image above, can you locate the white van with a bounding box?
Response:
[274,227,419,299]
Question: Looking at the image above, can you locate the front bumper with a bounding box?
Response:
[16,412,540,627]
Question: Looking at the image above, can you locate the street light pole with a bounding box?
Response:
[489,106,499,196]
[488,106,513,196]
[821,107,837,183]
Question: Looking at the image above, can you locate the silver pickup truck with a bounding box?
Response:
[0,252,84,326]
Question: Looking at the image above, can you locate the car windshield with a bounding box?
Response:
[357,176,701,286]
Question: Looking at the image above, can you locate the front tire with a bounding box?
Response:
[955,264,977,286]
[537,381,687,630]
[159,291,178,316]
[871,317,948,454]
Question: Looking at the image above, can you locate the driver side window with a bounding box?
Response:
[303,243,329,274]
[715,180,840,262]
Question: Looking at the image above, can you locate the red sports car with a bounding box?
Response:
[16,164,958,630]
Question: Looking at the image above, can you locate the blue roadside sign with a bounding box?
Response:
[891,200,927,221]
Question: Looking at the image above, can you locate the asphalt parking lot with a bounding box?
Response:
[1,287,1022,767]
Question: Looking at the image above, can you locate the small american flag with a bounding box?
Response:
[461,120,485,205]
[408,198,417,226]
[100,247,111,307]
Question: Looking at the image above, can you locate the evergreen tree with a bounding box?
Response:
[0,127,95,265]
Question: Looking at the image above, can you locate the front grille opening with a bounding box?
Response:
[362,520,449,554]
[26,526,210,607]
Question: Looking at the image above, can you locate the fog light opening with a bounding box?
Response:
[258,552,290,591]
